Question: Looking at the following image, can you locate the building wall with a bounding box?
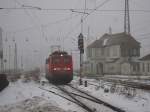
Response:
[85,43,146,76]
[140,61,150,75]
[108,45,121,58]
[83,62,91,75]
[121,63,131,75]
[130,62,140,75]
[120,45,140,57]
[86,45,121,75]
[105,63,121,75]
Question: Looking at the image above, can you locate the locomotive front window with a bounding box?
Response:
[52,57,60,64]
[64,57,71,64]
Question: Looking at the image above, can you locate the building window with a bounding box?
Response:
[113,47,117,56]
[129,49,132,57]
[101,48,104,56]
[122,48,125,57]
[103,39,108,46]
[106,47,110,57]
[98,49,101,56]
[95,48,99,57]
[126,49,128,56]
[88,49,92,57]
[133,63,136,72]
[133,48,138,56]
[137,63,140,72]
[142,63,145,72]
[137,49,140,56]
[148,63,150,72]
[91,63,93,72]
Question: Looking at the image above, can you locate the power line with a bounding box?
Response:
[6,13,80,34]
[13,0,44,26]
[1,7,150,13]
[83,0,112,22]
[62,0,112,41]
[136,36,150,41]
[135,33,150,37]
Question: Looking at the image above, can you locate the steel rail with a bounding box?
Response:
[39,87,77,104]
[67,84,125,112]
[101,78,150,90]
[57,86,95,112]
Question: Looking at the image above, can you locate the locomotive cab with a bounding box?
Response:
[45,51,73,84]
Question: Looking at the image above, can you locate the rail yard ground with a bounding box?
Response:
[0,73,150,112]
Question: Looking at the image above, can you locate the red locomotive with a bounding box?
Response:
[45,51,73,83]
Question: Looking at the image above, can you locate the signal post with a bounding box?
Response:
[78,33,84,85]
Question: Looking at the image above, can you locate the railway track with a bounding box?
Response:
[84,76,150,90]
[100,78,150,90]
[66,84,125,112]
[57,86,94,112]
[39,84,126,112]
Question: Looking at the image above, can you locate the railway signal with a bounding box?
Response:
[78,33,84,54]
[78,33,84,85]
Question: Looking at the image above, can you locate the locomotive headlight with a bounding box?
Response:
[67,68,71,70]
[53,68,61,70]
[64,67,71,70]
[53,68,57,70]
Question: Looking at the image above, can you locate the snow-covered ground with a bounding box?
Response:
[0,96,66,112]
[0,76,150,112]
[0,80,84,112]
[75,78,150,112]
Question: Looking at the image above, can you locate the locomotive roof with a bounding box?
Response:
[50,51,68,56]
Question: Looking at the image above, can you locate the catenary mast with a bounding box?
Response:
[0,27,4,73]
[124,0,130,34]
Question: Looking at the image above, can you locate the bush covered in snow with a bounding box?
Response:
[7,73,21,82]
[22,68,41,83]
[0,74,9,92]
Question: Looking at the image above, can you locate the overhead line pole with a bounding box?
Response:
[72,0,111,85]
[0,27,4,73]
[14,43,18,73]
[79,0,87,85]
[124,0,130,34]
[9,45,11,73]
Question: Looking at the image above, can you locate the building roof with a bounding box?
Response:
[87,33,110,48]
[106,32,140,46]
[87,32,140,48]
[140,54,150,61]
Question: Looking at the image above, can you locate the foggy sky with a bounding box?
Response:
[0,0,150,70]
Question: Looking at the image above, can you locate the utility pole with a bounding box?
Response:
[78,0,87,85]
[70,0,87,85]
[0,27,4,73]
[9,45,11,73]
[21,55,23,71]
[124,0,130,34]
[14,43,17,73]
